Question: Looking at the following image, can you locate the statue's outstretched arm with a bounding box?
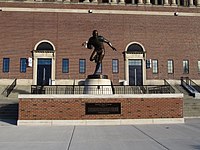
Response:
[104,38,117,51]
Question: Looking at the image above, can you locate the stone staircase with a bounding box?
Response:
[184,100,200,117]
[174,85,200,117]
[0,85,31,120]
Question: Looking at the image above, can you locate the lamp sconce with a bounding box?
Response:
[88,10,93,13]
[174,12,179,16]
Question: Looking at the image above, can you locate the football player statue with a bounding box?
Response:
[82,30,117,75]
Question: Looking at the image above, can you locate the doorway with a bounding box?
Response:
[129,59,143,85]
[33,40,56,85]
[37,58,52,85]
[124,42,146,86]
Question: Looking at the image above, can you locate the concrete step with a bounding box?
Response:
[0,85,31,99]
[173,85,200,117]
[8,85,31,98]
[171,85,182,94]
[184,112,200,117]
[0,85,30,104]
[0,85,9,97]
[183,99,200,117]
[174,85,191,96]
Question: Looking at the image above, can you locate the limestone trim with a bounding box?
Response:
[18,93,184,98]
[17,118,185,126]
[1,7,200,17]
[34,40,56,51]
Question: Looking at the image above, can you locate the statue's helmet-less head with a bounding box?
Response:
[92,30,98,37]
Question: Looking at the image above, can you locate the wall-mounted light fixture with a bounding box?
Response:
[88,10,93,13]
[174,12,179,16]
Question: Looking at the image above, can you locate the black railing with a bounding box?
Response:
[3,79,17,97]
[189,79,200,93]
[31,84,175,95]
[181,77,200,95]
[181,77,199,96]
[164,79,175,94]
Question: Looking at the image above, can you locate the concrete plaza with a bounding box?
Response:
[0,118,199,150]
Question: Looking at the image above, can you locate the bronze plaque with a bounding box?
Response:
[85,103,121,115]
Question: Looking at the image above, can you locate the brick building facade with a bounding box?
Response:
[0,1,200,86]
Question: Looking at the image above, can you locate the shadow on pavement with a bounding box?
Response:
[0,103,18,125]
[0,119,17,125]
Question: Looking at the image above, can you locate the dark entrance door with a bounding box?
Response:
[129,59,143,85]
[37,58,52,85]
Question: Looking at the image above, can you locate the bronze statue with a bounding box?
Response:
[82,30,117,75]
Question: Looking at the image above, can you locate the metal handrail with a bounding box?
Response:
[31,84,175,95]
[3,79,17,97]
[190,79,200,93]
[181,77,200,93]
[164,79,175,93]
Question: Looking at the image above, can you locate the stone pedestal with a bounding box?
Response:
[84,75,113,94]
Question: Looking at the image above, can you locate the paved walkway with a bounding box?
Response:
[0,118,200,150]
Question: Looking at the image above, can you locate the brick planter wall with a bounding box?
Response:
[19,95,183,120]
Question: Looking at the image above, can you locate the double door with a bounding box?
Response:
[129,59,143,86]
[37,58,52,85]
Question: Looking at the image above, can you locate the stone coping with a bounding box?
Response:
[18,93,184,99]
[1,7,200,17]
[17,118,185,126]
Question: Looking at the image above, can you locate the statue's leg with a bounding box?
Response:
[90,50,96,62]
[94,62,101,75]
[99,53,105,63]
[93,51,104,74]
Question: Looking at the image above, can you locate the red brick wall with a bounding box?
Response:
[19,97,183,120]
[0,2,200,82]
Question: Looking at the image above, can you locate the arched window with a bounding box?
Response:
[127,43,144,53]
[36,42,54,51]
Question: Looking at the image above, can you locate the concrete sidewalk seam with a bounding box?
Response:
[66,126,76,150]
[132,125,170,150]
